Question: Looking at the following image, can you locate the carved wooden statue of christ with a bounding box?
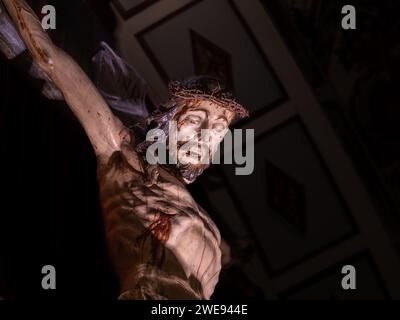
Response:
[0,0,248,299]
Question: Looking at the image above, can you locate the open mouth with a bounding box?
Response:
[186,150,201,159]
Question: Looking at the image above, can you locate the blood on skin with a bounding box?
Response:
[13,1,50,64]
[148,212,172,245]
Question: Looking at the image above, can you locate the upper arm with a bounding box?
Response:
[50,47,126,156]
[3,0,125,157]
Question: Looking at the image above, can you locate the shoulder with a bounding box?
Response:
[96,128,144,174]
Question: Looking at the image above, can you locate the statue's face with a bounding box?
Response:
[175,100,235,169]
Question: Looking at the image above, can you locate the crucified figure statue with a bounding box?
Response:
[0,0,248,300]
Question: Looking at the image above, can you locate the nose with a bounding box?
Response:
[200,120,216,141]
[200,119,210,130]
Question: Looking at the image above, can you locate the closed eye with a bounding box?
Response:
[186,115,202,125]
[213,123,226,133]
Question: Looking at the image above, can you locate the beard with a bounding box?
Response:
[137,137,211,184]
[175,161,209,184]
[173,140,213,184]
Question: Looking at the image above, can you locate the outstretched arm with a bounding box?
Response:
[0,0,63,100]
[2,0,125,157]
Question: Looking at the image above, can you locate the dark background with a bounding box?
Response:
[0,0,400,300]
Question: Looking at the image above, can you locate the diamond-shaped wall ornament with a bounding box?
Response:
[190,29,235,91]
[265,160,307,234]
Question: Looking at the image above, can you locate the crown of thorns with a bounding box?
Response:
[168,77,250,119]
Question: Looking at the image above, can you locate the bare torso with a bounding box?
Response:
[97,140,222,299]
[0,0,222,300]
